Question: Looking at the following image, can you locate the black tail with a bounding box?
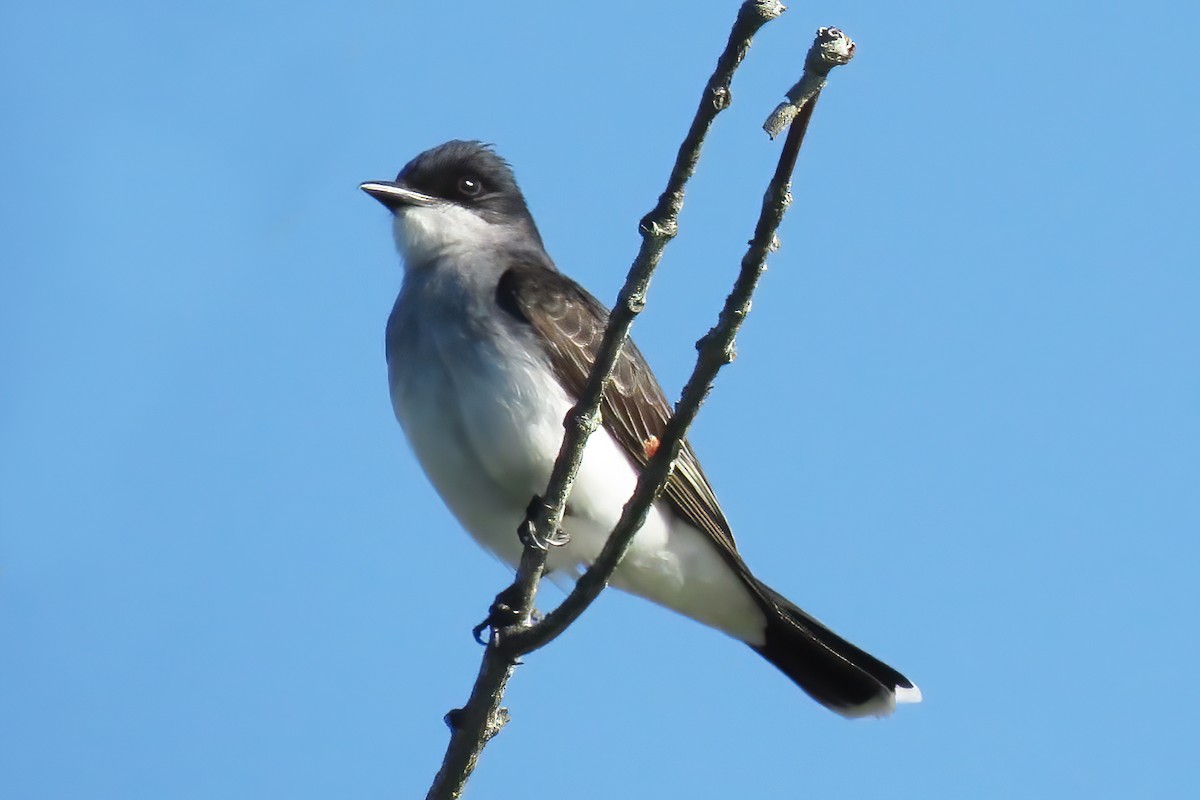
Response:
[749,582,920,718]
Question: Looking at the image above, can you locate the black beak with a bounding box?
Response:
[359,181,438,211]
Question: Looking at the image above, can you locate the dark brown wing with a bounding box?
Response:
[496,263,741,558]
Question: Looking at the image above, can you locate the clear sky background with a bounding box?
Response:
[2,1,1197,798]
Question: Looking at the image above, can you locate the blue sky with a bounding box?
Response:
[2,1,1197,797]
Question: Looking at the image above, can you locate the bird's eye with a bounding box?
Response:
[457,176,482,197]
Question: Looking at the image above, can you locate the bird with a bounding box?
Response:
[360,139,920,718]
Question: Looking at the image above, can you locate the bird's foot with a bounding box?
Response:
[472,582,530,645]
[517,495,570,551]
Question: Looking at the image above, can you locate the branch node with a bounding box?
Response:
[694,329,720,355]
[566,406,601,436]
[639,215,671,239]
[641,209,680,239]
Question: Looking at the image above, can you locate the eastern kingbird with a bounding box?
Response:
[361,140,920,717]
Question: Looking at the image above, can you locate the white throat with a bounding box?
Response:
[393,203,498,271]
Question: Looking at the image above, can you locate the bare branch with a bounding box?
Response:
[424,4,782,799]
[508,26,858,657]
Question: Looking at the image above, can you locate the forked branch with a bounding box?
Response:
[424,12,857,800]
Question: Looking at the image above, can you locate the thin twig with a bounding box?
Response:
[424,4,783,799]
[508,26,857,657]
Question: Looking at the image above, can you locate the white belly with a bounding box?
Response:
[387,285,765,643]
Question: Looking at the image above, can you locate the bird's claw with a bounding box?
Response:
[471,617,496,645]
[472,583,528,645]
[516,495,571,551]
[517,518,569,551]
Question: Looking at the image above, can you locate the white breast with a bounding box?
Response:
[386,263,765,644]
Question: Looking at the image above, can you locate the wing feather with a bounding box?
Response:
[496,264,740,558]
